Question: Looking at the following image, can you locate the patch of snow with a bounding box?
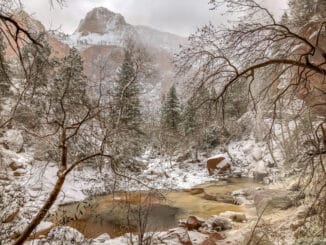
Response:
[1,129,24,153]
[35,221,53,233]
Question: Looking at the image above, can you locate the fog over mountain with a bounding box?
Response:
[21,0,288,36]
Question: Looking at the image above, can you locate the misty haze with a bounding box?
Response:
[0,1,325,245]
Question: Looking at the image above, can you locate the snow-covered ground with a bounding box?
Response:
[0,128,284,244]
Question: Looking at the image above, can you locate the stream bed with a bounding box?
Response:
[49,177,261,238]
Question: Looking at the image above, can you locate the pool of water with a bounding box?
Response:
[49,177,260,238]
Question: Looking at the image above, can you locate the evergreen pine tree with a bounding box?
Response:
[161,85,181,132]
[51,47,88,121]
[110,42,143,158]
[111,43,142,134]
[183,98,197,136]
[114,45,142,132]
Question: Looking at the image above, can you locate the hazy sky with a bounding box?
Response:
[21,0,288,37]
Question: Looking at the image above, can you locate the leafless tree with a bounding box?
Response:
[176,0,325,117]
[176,0,326,241]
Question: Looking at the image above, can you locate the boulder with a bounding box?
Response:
[185,216,204,230]
[2,130,24,153]
[208,216,232,231]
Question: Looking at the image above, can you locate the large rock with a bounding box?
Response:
[76,7,127,35]
[2,130,24,153]
[185,216,204,230]
[207,216,232,231]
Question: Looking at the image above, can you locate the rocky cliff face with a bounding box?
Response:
[76,7,127,36]
[53,7,187,111]
[61,7,186,53]
[70,7,137,47]
[5,8,186,112]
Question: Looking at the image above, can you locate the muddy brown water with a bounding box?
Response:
[48,178,261,239]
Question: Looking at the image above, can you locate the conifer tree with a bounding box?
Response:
[161,85,181,132]
[183,99,197,136]
[112,43,142,132]
[51,47,88,120]
[110,42,143,158]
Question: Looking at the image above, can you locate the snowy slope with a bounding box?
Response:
[57,7,186,53]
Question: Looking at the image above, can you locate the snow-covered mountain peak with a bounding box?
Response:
[75,7,127,36]
[59,7,186,52]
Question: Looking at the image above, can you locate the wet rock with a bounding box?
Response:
[189,188,204,195]
[185,216,204,230]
